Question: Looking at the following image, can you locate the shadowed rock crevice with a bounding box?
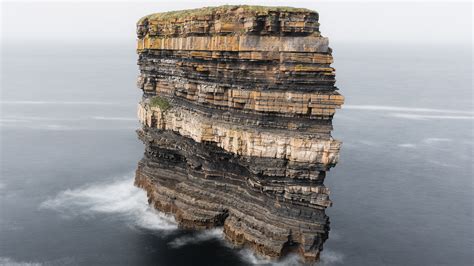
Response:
[134,5,343,263]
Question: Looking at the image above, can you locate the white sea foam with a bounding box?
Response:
[239,248,344,266]
[165,224,343,266]
[1,115,135,122]
[39,176,177,231]
[397,138,453,149]
[0,114,136,130]
[320,249,345,265]
[238,249,273,265]
[422,138,453,144]
[239,249,304,266]
[0,123,75,131]
[0,118,31,123]
[328,230,342,241]
[0,257,42,266]
[0,101,121,105]
[168,228,224,248]
[0,122,136,131]
[91,116,136,121]
[0,116,78,130]
[398,143,417,148]
[357,140,378,146]
[44,124,77,131]
[0,116,76,122]
[388,113,474,120]
[343,105,473,115]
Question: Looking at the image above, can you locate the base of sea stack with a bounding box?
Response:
[134,128,330,263]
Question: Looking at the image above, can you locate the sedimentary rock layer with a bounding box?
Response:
[134,5,343,263]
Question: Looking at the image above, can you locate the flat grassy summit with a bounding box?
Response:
[138,5,316,24]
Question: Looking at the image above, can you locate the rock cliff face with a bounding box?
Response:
[134,5,343,263]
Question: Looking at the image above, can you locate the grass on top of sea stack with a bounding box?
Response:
[138,5,315,24]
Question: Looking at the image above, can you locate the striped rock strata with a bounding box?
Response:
[134,5,343,263]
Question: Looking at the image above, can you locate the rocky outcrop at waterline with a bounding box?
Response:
[134,5,343,263]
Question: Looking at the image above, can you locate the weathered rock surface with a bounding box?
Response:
[134,5,343,263]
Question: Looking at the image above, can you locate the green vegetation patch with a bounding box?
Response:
[149,96,171,111]
[138,5,314,24]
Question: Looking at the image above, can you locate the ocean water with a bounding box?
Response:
[0,42,472,266]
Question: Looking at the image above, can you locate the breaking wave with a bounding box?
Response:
[320,249,345,265]
[238,248,344,266]
[39,176,177,231]
[0,257,42,266]
[168,228,224,248]
[239,250,302,265]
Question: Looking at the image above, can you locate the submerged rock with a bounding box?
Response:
[134,5,343,263]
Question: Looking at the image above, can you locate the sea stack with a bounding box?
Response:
[134,5,343,262]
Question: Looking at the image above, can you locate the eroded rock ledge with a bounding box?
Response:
[134,5,343,263]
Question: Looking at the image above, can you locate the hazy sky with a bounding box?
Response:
[1,0,472,45]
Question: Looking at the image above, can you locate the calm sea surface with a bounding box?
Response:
[0,42,472,265]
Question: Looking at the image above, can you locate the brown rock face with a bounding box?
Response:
[134,5,343,263]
